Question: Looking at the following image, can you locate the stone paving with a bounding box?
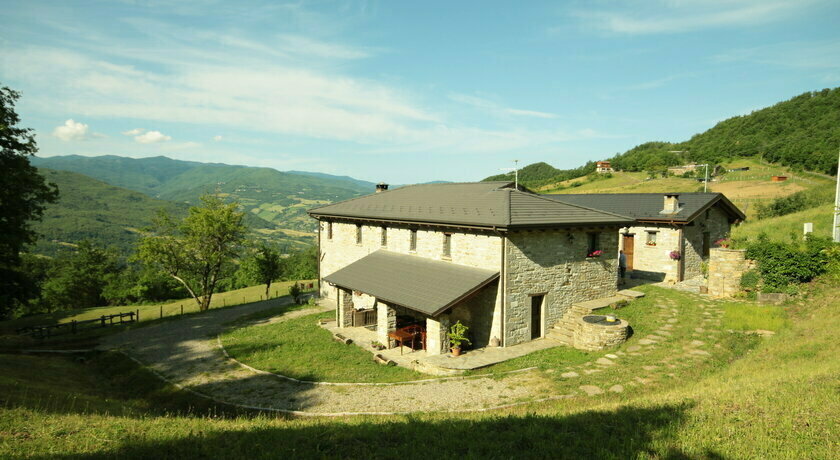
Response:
[99,288,737,415]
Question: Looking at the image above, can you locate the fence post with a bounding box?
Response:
[181,304,184,316]
[72,320,77,334]
[136,309,140,323]
[160,305,163,319]
[101,316,106,328]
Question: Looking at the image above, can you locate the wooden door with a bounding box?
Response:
[622,234,635,270]
[530,295,544,340]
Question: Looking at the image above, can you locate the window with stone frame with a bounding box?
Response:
[409,229,417,252]
[646,230,657,246]
[355,224,362,245]
[442,232,452,258]
[587,232,602,257]
[381,226,387,247]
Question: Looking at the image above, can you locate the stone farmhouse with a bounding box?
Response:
[543,193,745,283]
[308,181,635,355]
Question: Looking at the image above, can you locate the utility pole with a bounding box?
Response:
[704,163,709,193]
[500,159,520,189]
[834,148,840,242]
[514,159,519,189]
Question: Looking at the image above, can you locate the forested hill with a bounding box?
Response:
[482,161,596,188]
[31,168,278,257]
[31,168,189,257]
[483,87,840,188]
[30,155,372,233]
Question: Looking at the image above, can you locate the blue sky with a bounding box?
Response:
[2,1,839,183]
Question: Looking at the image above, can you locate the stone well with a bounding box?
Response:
[573,315,629,351]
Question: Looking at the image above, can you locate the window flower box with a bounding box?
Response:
[587,250,603,258]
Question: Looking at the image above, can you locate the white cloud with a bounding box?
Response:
[212,135,223,142]
[572,0,818,35]
[449,94,558,119]
[52,119,90,141]
[276,34,371,60]
[122,128,145,136]
[134,130,171,144]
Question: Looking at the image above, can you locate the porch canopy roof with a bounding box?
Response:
[323,250,499,317]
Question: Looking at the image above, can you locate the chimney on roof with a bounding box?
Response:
[662,193,680,214]
[375,182,389,193]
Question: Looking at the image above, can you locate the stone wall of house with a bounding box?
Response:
[504,228,620,347]
[708,248,748,298]
[621,225,680,282]
[425,314,450,355]
[318,221,502,304]
[448,280,499,349]
[338,288,353,328]
[683,206,731,279]
[620,205,731,282]
[376,301,396,346]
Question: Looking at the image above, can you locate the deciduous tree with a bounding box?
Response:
[0,86,58,317]
[137,195,246,311]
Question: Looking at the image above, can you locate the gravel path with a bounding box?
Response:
[100,297,554,415]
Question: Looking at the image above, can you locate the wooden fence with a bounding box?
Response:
[16,311,139,339]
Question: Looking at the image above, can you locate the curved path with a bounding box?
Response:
[101,292,732,415]
[100,297,556,415]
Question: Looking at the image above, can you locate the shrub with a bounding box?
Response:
[745,235,836,290]
[740,269,761,291]
[288,282,302,304]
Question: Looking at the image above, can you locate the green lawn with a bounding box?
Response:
[721,302,789,331]
[220,311,428,383]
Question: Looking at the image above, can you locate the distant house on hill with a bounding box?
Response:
[595,161,613,173]
[543,193,745,283]
[308,181,634,354]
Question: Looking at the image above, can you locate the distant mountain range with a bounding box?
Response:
[484,87,840,188]
[31,168,293,257]
[31,155,376,235]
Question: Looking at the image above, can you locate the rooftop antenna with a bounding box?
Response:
[499,159,519,189]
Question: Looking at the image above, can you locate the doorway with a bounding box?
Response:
[702,232,711,258]
[622,234,635,270]
[530,294,544,340]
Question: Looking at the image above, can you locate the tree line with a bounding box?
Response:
[0,85,316,320]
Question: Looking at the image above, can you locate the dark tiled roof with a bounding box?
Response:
[308,181,634,229]
[541,193,745,223]
[323,250,499,316]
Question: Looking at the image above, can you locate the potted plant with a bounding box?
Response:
[714,238,731,249]
[669,250,681,260]
[587,249,603,258]
[449,321,471,357]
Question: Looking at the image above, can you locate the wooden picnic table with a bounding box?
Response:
[387,329,415,355]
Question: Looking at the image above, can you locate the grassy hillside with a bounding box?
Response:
[31,155,372,234]
[732,204,835,242]
[0,279,836,457]
[31,168,307,257]
[541,158,834,220]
